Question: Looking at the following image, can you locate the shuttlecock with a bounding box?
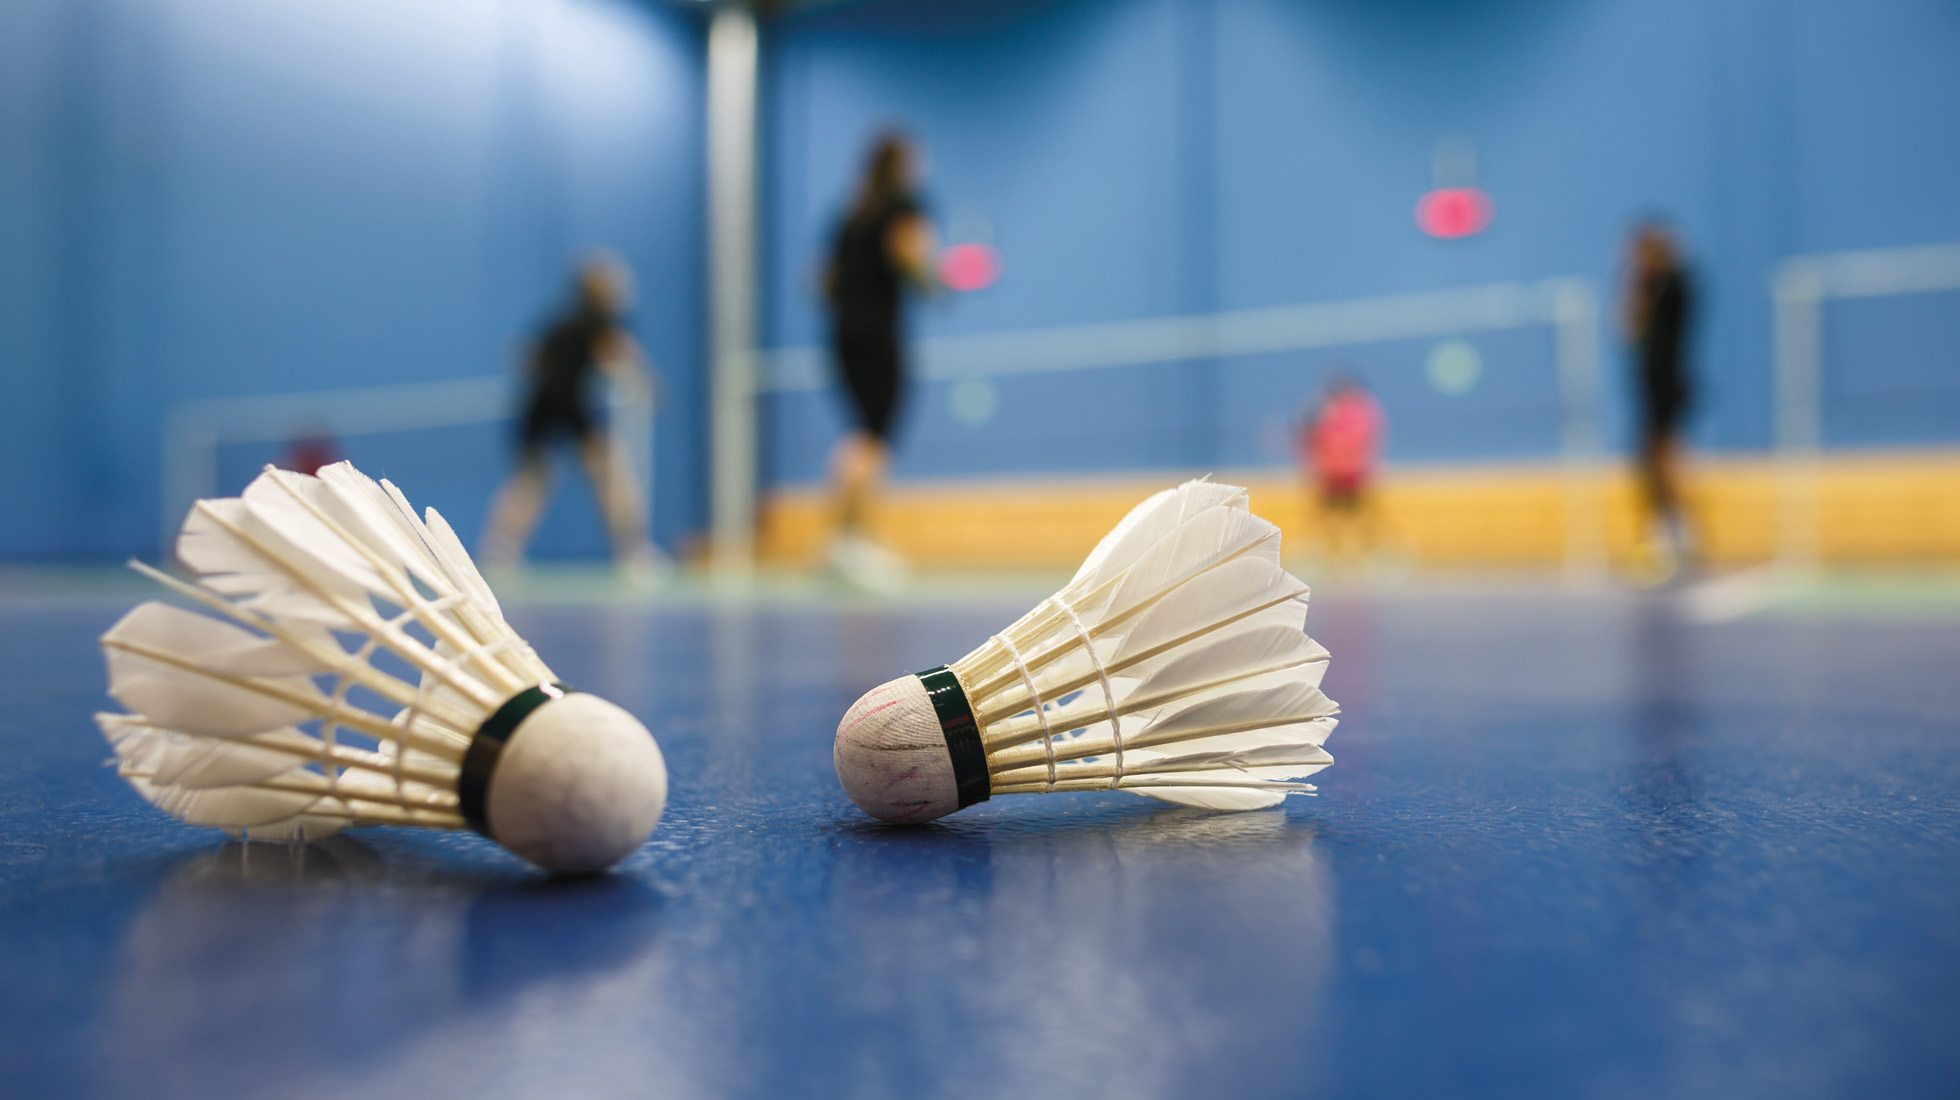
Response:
[835,479,1336,823]
[97,461,667,874]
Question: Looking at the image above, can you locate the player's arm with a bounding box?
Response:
[887,212,938,291]
[596,327,662,407]
[1618,255,1649,340]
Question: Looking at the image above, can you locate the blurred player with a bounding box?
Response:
[482,254,664,583]
[1299,372,1384,563]
[279,423,339,477]
[1620,221,1695,580]
[821,132,938,590]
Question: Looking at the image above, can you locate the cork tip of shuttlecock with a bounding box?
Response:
[485,693,668,875]
[834,674,963,824]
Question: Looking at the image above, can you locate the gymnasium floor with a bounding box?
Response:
[1,573,1957,1098]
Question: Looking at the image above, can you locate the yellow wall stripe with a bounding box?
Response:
[757,451,1960,569]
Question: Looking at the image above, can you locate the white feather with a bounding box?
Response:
[1109,557,1306,671]
[238,470,393,598]
[179,501,367,629]
[1064,478,1247,595]
[104,601,332,678]
[312,463,551,684]
[152,734,310,789]
[969,506,1287,715]
[104,664,329,740]
[1138,681,1338,747]
[1101,505,1279,626]
[420,504,507,619]
[1127,623,1328,703]
[97,461,553,843]
[132,774,332,830]
[311,463,455,595]
[952,479,1337,813]
[1131,787,1292,811]
[1124,739,1336,776]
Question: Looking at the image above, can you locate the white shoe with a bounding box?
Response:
[479,534,523,573]
[618,542,673,590]
[829,532,909,593]
[1631,523,1681,587]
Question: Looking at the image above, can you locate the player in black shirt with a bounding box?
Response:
[1622,221,1695,577]
[483,255,663,580]
[821,133,937,587]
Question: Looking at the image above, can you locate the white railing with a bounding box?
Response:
[1771,241,1960,570]
[158,374,655,557]
[760,277,1610,578]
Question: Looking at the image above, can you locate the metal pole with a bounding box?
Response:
[707,4,759,576]
[1772,260,1823,575]
[1552,279,1608,584]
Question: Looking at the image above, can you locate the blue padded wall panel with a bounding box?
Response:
[1821,292,1960,450]
[761,0,1960,491]
[1,0,705,561]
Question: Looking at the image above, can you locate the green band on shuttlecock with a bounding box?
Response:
[915,666,990,809]
[459,682,573,835]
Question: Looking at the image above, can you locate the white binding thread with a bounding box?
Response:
[995,631,1057,793]
[1055,598,1124,789]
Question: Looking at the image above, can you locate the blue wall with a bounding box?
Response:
[0,0,706,561]
[8,0,1959,560]
[759,0,1960,488]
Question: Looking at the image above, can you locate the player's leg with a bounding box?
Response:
[580,432,662,576]
[1323,483,1360,563]
[483,451,551,569]
[1632,404,1689,581]
[1354,483,1380,558]
[1651,427,1690,560]
[828,334,906,588]
[833,430,890,533]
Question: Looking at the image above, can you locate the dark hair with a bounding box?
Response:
[1629,217,1679,268]
[573,253,630,319]
[850,132,912,225]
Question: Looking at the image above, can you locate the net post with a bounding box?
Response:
[1551,278,1608,586]
[1772,260,1824,579]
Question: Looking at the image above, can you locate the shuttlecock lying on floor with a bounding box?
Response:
[835,479,1336,823]
[97,461,667,874]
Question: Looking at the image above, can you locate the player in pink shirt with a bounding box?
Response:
[1300,374,1385,560]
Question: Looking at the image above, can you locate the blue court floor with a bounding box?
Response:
[1,574,1956,1099]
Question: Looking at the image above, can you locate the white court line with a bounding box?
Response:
[1677,564,1802,624]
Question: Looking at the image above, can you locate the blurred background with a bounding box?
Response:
[4,0,1957,591]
